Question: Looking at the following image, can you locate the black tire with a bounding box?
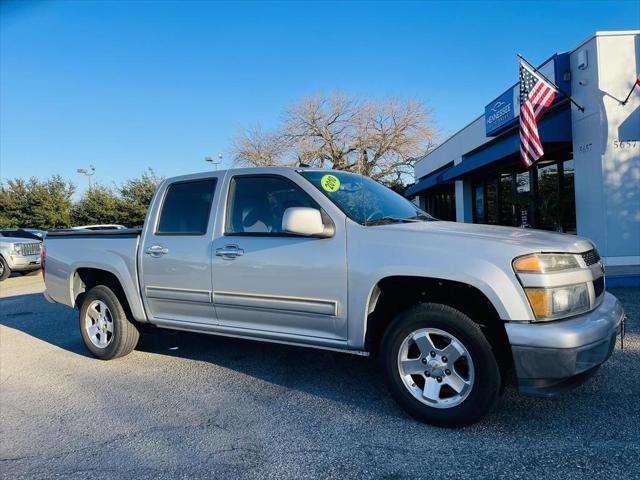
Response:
[79,285,140,360]
[0,257,10,281]
[381,303,500,428]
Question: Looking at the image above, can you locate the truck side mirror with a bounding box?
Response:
[282,207,333,237]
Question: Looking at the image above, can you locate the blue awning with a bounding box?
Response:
[441,106,572,182]
[405,170,452,197]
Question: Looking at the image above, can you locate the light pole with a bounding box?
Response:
[205,153,223,170]
[77,165,96,191]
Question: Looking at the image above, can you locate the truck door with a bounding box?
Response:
[210,173,348,340]
[139,174,220,325]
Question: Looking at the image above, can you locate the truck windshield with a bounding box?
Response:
[299,171,434,226]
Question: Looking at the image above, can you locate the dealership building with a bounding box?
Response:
[407,31,639,283]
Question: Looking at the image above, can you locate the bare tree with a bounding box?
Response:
[232,125,289,168]
[232,93,438,184]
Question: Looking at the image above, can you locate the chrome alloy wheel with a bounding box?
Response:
[0,261,4,276]
[84,300,114,348]
[397,328,475,409]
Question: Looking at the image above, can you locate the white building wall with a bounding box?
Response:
[570,31,640,266]
[414,116,489,179]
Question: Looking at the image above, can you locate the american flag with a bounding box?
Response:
[519,59,558,168]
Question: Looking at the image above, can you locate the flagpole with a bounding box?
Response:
[517,53,585,113]
[621,79,639,105]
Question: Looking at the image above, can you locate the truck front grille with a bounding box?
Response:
[21,243,41,256]
[581,249,600,266]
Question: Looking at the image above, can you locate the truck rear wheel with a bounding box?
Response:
[79,285,140,360]
[381,303,500,428]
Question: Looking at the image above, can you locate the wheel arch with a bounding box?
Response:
[71,267,144,323]
[364,275,513,370]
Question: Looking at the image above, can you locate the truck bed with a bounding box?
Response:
[46,228,142,238]
[44,228,146,321]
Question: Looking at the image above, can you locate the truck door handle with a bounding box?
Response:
[215,245,244,259]
[146,245,169,257]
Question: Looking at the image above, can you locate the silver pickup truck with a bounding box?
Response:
[44,167,625,427]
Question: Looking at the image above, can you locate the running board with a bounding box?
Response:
[150,318,370,357]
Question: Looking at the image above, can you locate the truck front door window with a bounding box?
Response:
[226,176,317,235]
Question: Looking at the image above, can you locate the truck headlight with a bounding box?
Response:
[524,283,590,320]
[513,253,580,273]
[12,244,23,255]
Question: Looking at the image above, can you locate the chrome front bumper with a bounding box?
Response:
[506,292,624,396]
[6,254,41,272]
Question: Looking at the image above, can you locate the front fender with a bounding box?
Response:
[345,223,535,349]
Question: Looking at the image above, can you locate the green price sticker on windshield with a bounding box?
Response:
[321,174,340,192]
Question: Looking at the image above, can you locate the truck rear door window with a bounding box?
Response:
[157,179,217,235]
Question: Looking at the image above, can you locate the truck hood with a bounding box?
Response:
[372,220,594,253]
[0,238,42,245]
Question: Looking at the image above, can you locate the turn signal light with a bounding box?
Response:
[513,255,541,273]
[524,283,590,320]
[524,288,552,318]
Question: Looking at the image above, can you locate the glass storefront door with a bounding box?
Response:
[499,173,515,226]
[537,161,560,230]
[471,153,576,233]
[516,171,533,228]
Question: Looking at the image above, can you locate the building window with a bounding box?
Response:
[468,152,576,233]
[486,179,498,224]
[474,185,485,223]
[420,184,456,221]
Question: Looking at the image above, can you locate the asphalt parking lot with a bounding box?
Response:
[1,273,639,479]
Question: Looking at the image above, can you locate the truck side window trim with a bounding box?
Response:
[155,178,218,236]
[224,174,328,237]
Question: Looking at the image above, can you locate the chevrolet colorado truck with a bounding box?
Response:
[43,167,625,427]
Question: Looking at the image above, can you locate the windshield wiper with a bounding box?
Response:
[366,213,435,226]
[408,213,435,221]
[366,216,421,226]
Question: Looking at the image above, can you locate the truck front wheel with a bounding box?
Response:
[79,285,140,360]
[381,303,500,427]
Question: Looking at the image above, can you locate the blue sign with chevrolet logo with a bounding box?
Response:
[485,88,517,136]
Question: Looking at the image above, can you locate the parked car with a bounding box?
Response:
[0,229,42,281]
[71,224,127,231]
[43,168,625,427]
